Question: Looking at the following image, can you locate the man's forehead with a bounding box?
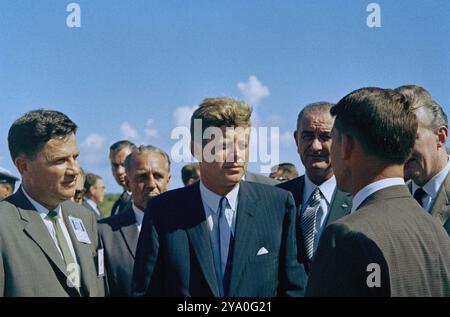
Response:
[301,112,334,130]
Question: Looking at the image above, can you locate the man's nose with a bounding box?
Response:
[310,138,323,151]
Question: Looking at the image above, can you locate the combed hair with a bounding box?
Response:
[8,109,77,161]
[190,97,252,142]
[331,87,418,165]
[109,140,137,154]
[124,145,171,173]
[296,102,335,130]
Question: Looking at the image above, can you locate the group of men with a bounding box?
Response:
[1,84,450,297]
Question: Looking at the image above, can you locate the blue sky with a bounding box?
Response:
[0,0,449,192]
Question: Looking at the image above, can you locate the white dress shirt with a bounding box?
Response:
[132,203,145,232]
[85,198,102,217]
[351,177,405,213]
[412,156,450,212]
[303,174,337,253]
[22,186,78,263]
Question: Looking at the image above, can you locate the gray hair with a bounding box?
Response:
[124,145,171,173]
[296,102,335,131]
[419,100,448,131]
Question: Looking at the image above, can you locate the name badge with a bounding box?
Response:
[97,249,104,277]
[69,216,92,244]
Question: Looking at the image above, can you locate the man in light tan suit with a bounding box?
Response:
[0,109,105,297]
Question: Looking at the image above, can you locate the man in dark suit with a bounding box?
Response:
[306,87,450,297]
[277,102,352,273]
[133,97,307,297]
[396,85,450,236]
[109,141,136,216]
[98,145,171,296]
[0,110,105,297]
[243,170,279,185]
[82,173,105,219]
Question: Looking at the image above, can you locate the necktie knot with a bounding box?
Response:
[311,187,321,204]
[48,210,59,219]
[414,188,427,207]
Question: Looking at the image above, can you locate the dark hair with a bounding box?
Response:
[84,173,102,191]
[8,109,77,161]
[109,140,137,154]
[181,163,200,185]
[331,87,417,165]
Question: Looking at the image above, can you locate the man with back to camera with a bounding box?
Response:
[305,87,450,296]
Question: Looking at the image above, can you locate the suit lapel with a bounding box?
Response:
[119,208,140,258]
[228,181,257,296]
[326,190,352,225]
[62,206,93,297]
[185,184,220,297]
[11,189,79,296]
[430,172,450,226]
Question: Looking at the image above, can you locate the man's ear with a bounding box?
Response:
[437,126,448,148]
[14,156,28,177]
[341,134,354,161]
[294,130,299,148]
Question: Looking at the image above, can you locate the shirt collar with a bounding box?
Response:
[132,203,145,226]
[304,174,336,204]
[22,185,62,217]
[85,198,98,210]
[351,177,405,213]
[412,155,450,199]
[199,180,240,214]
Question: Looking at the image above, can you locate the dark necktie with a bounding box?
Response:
[414,188,427,208]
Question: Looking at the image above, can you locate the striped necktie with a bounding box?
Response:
[302,187,322,261]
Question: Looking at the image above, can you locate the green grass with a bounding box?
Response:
[99,193,121,218]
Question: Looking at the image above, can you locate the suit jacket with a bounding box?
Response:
[83,199,103,220]
[277,175,352,272]
[98,206,139,297]
[244,171,279,185]
[406,174,450,236]
[306,185,450,297]
[132,181,307,297]
[110,191,132,217]
[0,188,105,297]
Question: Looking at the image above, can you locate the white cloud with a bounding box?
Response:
[237,75,270,105]
[79,133,108,166]
[173,105,197,128]
[81,133,106,150]
[120,122,139,141]
[144,119,159,139]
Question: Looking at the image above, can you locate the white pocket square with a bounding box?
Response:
[256,247,269,256]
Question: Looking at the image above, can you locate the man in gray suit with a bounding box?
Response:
[133,97,307,297]
[0,109,105,297]
[277,102,351,273]
[396,85,450,236]
[306,87,450,296]
[98,145,171,296]
[82,173,105,219]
